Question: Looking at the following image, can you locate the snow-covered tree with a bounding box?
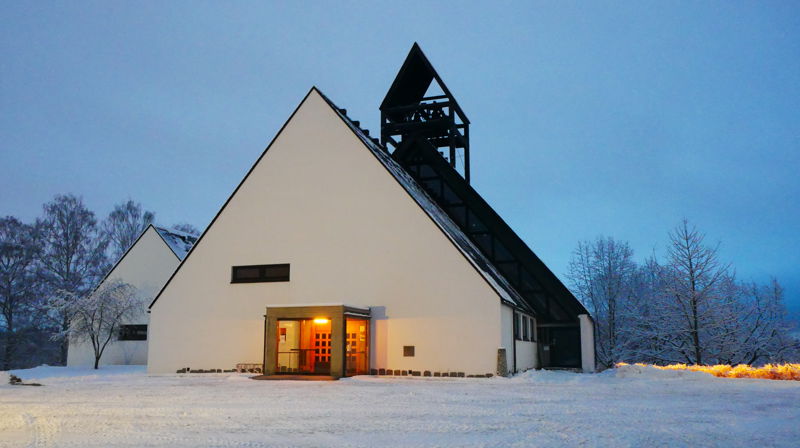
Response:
[38,194,109,364]
[566,223,800,367]
[0,217,43,369]
[661,219,733,365]
[725,278,798,364]
[170,222,200,236]
[104,200,155,258]
[623,256,677,364]
[567,237,638,367]
[50,279,144,369]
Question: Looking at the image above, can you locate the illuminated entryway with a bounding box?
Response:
[276,319,333,374]
[264,305,370,378]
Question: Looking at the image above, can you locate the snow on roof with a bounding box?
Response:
[154,227,197,260]
[315,90,528,311]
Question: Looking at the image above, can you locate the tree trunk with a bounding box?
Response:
[2,311,14,370]
[60,315,70,365]
[94,355,100,370]
[3,332,14,370]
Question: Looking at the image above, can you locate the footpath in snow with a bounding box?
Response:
[1,364,799,447]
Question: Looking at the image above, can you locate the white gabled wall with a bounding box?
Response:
[148,90,504,375]
[67,227,180,367]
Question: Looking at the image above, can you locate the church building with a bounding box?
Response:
[147,44,595,377]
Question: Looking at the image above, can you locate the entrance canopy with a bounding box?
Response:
[264,304,370,378]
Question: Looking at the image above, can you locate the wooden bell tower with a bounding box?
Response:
[380,43,471,183]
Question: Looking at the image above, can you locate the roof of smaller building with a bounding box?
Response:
[154,227,197,260]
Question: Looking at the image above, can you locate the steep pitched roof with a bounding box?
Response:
[379,43,469,124]
[317,90,529,311]
[94,224,179,293]
[381,44,587,322]
[153,227,197,260]
[393,138,588,321]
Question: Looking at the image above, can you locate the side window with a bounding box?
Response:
[513,312,520,340]
[529,317,535,342]
[119,324,147,341]
[522,315,529,341]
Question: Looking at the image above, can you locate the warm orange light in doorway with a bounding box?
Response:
[313,318,330,324]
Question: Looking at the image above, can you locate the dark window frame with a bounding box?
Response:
[119,324,147,341]
[231,264,290,283]
[522,314,529,341]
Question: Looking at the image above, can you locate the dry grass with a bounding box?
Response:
[616,362,800,381]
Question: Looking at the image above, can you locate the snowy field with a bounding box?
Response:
[1,365,799,447]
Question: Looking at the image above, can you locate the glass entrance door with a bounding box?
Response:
[276,319,332,374]
[345,317,369,376]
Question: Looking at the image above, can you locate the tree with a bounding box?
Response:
[566,220,799,366]
[50,279,144,369]
[727,278,797,364]
[661,219,733,365]
[104,200,155,258]
[0,217,42,369]
[567,237,637,367]
[38,194,109,364]
[170,223,200,236]
[623,256,676,364]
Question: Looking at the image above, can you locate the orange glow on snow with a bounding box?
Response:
[616,362,800,381]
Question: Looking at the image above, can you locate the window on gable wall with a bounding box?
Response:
[231,264,290,283]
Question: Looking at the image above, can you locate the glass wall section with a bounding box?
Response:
[345,317,369,376]
[276,319,332,375]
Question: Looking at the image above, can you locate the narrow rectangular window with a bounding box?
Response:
[119,324,147,341]
[528,317,536,341]
[231,264,290,283]
[513,312,520,340]
[522,315,529,341]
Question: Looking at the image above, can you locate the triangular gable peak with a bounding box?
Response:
[153,226,197,260]
[93,224,182,296]
[379,43,468,123]
[380,43,471,183]
[149,87,529,313]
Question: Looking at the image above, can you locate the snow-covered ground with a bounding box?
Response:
[1,365,799,447]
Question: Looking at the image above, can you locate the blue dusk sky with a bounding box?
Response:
[1,2,798,311]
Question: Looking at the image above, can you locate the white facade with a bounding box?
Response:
[580,314,596,373]
[148,88,594,375]
[67,226,182,367]
[149,90,521,375]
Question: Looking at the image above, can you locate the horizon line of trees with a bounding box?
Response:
[568,219,799,369]
[4,195,797,372]
[0,194,200,370]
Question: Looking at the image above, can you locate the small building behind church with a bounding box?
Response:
[67,225,196,367]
